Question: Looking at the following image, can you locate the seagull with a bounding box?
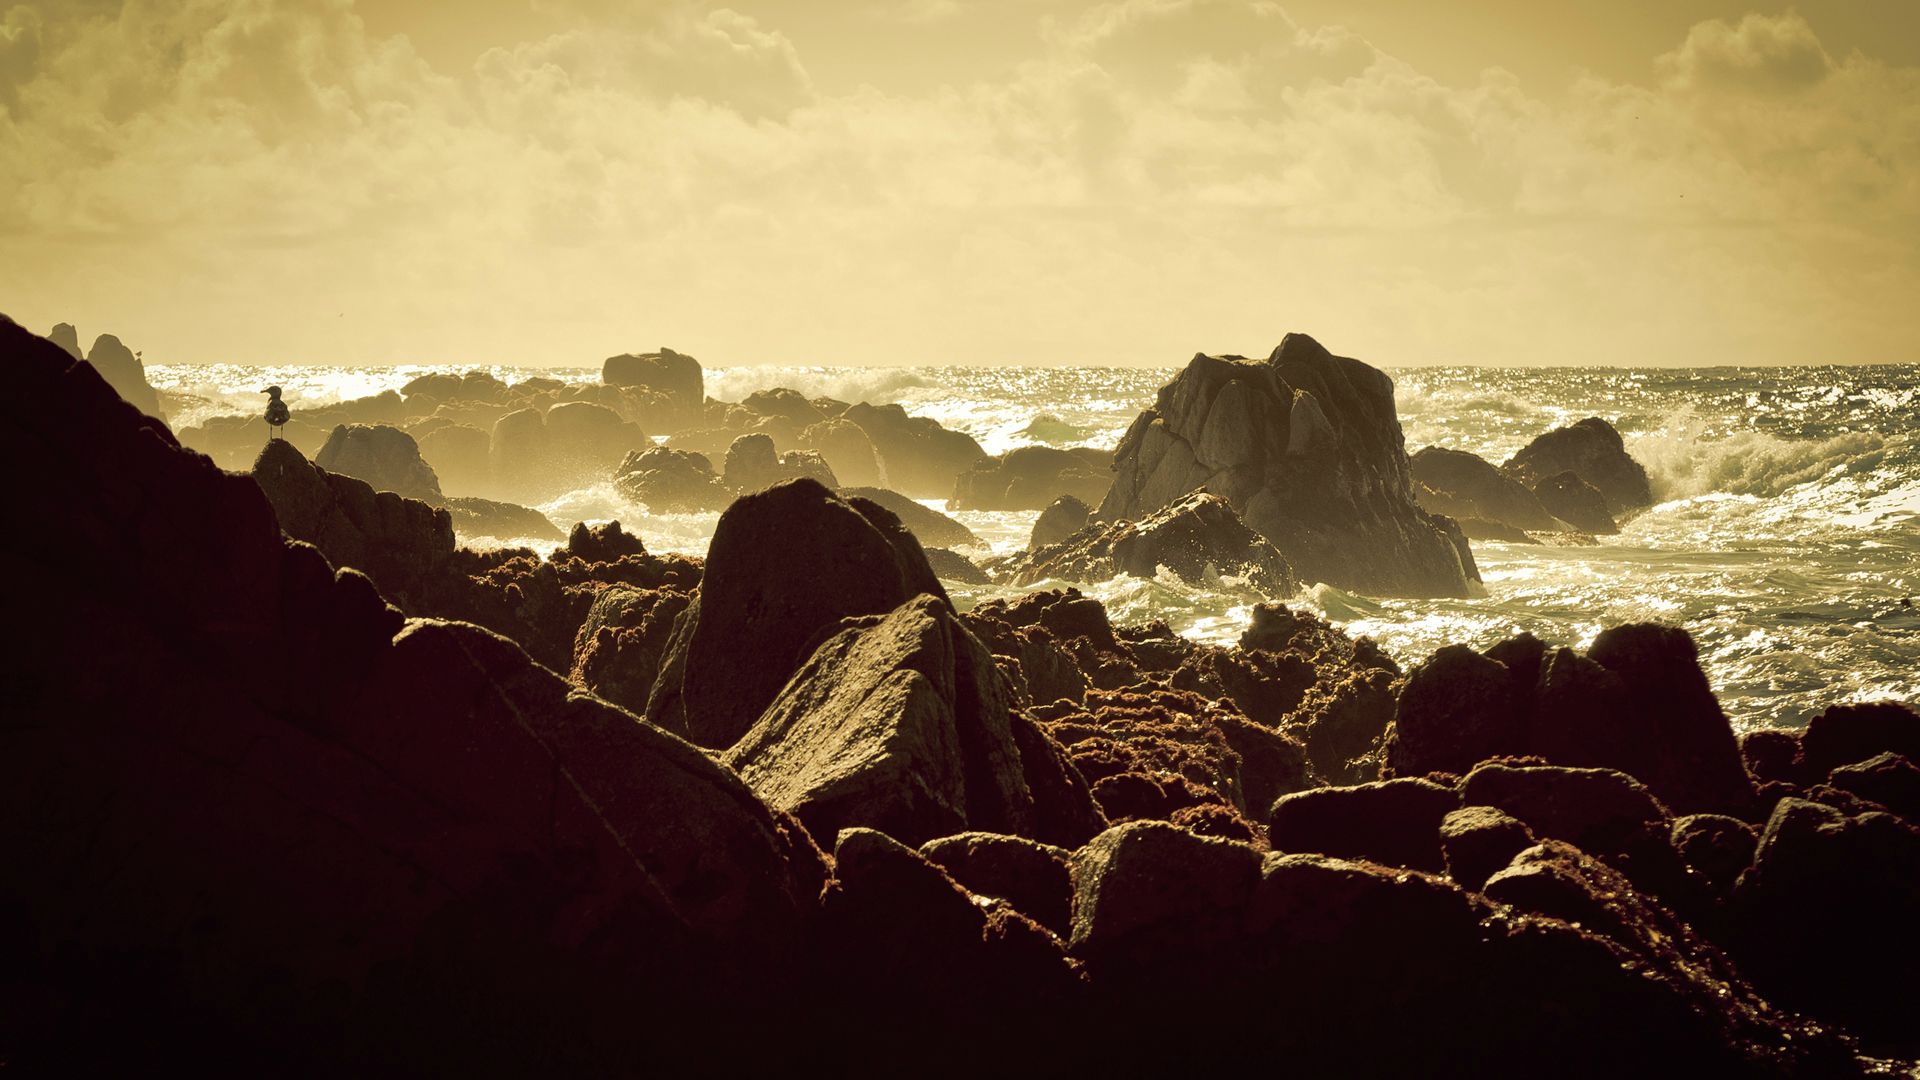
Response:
[263,386,290,440]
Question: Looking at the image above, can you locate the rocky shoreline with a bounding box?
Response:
[4,315,1917,1075]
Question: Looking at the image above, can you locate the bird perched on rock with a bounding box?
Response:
[262,386,290,440]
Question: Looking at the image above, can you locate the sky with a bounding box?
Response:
[1,0,1916,367]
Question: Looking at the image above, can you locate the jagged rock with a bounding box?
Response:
[740,388,825,428]
[722,432,838,494]
[1439,805,1536,889]
[1531,470,1617,534]
[842,402,988,498]
[649,479,944,748]
[566,520,647,563]
[48,322,82,359]
[796,417,882,487]
[1827,752,1920,822]
[1670,813,1757,897]
[1098,334,1477,598]
[1411,446,1573,534]
[602,348,703,429]
[1030,494,1092,551]
[1502,417,1653,516]
[1267,777,1459,871]
[83,332,164,418]
[570,583,694,715]
[1031,686,1251,819]
[613,447,734,513]
[1732,797,1920,1051]
[1004,491,1295,594]
[924,546,991,584]
[724,595,1039,846]
[444,496,563,541]
[1800,700,1920,776]
[1741,729,1807,785]
[315,423,444,502]
[950,445,1111,511]
[1386,643,1528,777]
[838,486,980,548]
[920,832,1074,936]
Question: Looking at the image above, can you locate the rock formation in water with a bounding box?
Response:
[842,401,989,498]
[1000,491,1295,595]
[1411,445,1581,539]
[81,331,164,418]
[602,347,705,431]
[613,446,734,513]
[1030,493,1092,550]
[1099,333,1477,597]
[839,486,980,548]
[722,432,838,494]
[1531,469,1619,533]
[314,423,445,502]
[1503,416,1654,517]
[950,445,1111,511]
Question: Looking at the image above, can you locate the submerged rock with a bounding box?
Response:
[1502,417,1653,517]
[1099,334,1476,597]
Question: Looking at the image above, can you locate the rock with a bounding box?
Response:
[415,423,492,494]
[1800,700,1920,776]
[842,401,988,498]
[1740,729,1807,785]
[1031,685,1252,819]
[721,432,838,494]
[739,387,826,428]
[1067,821,1263,978]
[1438,805,1536,889]
[1502,417,1654,516]
[1669,813,1757,897]
[1268,778,1459,871]
[602,348,703,429]
[314,423,445,502]
[566,520,647,563]
[545,400,650,471]
[1386,643,1529,778]
[796,417,882,488]
[48,322,82,358]
[1411,446,1573,533]
[569,583,694,715]
[83,332,164,418]
[1461,763,1670,852]
[920,831,1074,935]
[1827,752,1920,821]
[649,478,942,748]
[613,447,734,513]
[924,546,991,584]
[1732,797,1920,1051]
[724,595,1039,846]
[949,445,1111,511]
[1530,470,1617,534]
[1030,494,1092,551]
[443,496,564,542]
[838,486,980,548]
[1020,413,1085,443]
[1099,334,1477,598]
[1003,491,1295,594]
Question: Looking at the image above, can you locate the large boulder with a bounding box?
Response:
[1003,491,1295,594]
[601,348,703,430]
[1267,777,1459,872]
[797,417,882,488]
[314,423,445,502]
[1410,446,1574,535]
[1531,470,1618,534]
[920,831,1074,935]
[721,432,837,494]
[414,422,492,494]
[842,402,988,498]
[613,446,734,513]
[1799,700,1920,776]
[1030,494,1092,551]
[83,332,164,419]
[647,479,945,749]
[1098,334,1476,597]
[950,445,1111,511]
[839,486,980,548]
[1502,417,1654,517]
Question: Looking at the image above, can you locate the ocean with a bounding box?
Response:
[147,360,1920,732]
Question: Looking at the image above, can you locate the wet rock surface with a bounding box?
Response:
[1502,416,1654,517]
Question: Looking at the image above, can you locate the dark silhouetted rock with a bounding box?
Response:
[921,831,1073,935]
[950,445,1111,511]
[48,322,82,359]
[842,401,988,498]
[1740,728,1807,785]
[1030,494,1092,551]
[1502,417,1653,516]
[570,583,694,715]
[1098,334,1477,597]
[1269,777,1459,871]
[1068,821,1263,978]
[84,332,163,418]
[1670,813,1757,897]
[613,446,734,513]
[315,423,444,502]
[1387,643,1528,777]
[1800,700,1920,776]
[1828,752,1920,821]
[924,546,990,584]
[567,520,646,562]
[839,486,980,548]
[1439,805,1536,889]
[1531,470,1618,534]
[1004,491,1295,594]
[1412,446,1573,534]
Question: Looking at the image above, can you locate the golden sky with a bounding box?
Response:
[2,0,1916,366]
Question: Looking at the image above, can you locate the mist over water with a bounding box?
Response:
[150,360,1920,731]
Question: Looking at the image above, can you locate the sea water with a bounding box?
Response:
[147,360,1920,731]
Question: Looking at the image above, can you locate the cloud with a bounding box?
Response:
[0,1,1914,368]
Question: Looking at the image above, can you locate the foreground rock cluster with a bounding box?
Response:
[5,316,1917,1075]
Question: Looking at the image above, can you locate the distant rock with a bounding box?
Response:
[1002,491,1295,595]
[613,446,734,513]
[838,486,979,548]
[950,445,1111,511]
[1530,470,1617,534]
[924,546,991,584]
[1502,417,1653,517]
[722,432,837,494]
[1030,494,1091,551]
[565,520,647,562]
[315,423,444,502]
[414,422,491,494]
[83,332,164,419]
[602,347,703,430]
[842,402,988,498]
[1099,333,1476,597]
[444,496,563,542]
[1020,413,1086,443]
[1411,446,1575,536]
[47,322,82,359]
[796,417,883,488]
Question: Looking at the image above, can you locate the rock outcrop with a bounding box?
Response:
[613,446,734,513]
[48,322,83,359]
[83,331,164,418]
[1098,334,1477,597]
[722,432,837,494]
[1531,470,1618,534]
[838,486,980,548]
[1411,446,1578,538]
[602,347,704,430]
[1502,417,1654,517]
[843,401,988,498]
[950,445,1111,511]
[314,423,445,502]
[1002,491,1296,595]
[1030,494,1092,551]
